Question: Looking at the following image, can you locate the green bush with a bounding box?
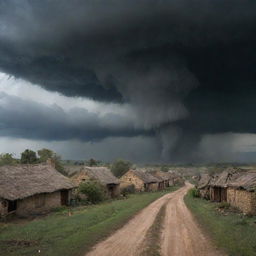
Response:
[78,182,106,204]
[121,184,135,196]
[189,188,200,198]
[218,202,230,209]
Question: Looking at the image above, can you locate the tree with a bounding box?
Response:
[111,159,132,178]
[0,153,17,166]
[38,148,54,162]
[37,148,65,174]
[20,149,38,164]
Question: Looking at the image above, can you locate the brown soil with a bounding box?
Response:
[86,183,225,256]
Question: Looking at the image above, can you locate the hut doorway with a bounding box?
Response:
[213,187,227,202]
[107,184,116,198]
[8,200,17,212]
[144,183,149,192]
[61,190,69,206]
[221,188,227,202]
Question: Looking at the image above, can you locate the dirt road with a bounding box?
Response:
[86,183,224,256]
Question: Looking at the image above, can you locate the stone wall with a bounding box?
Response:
[120,171,145,192]
[16,191,62,216]
[227,188,256,215]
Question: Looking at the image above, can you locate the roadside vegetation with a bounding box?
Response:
[185,189,256,256]
[0,186,180,256]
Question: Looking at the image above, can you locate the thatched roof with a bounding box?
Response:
[210,167,242,188]
[228,171,256,191]
[130,169,160,183]
[198,174,212,189]
[64,165,85,177]
[149,171,170,181]
[73,167,119,185]
[0,164,75,201]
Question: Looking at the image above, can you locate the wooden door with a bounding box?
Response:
[61,190,69,206]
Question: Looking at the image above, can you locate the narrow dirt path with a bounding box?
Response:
[86,184,224,256]
[161,183,224,256]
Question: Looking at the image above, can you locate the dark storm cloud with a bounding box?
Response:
[0,92,149,141]
[0,0,256,161]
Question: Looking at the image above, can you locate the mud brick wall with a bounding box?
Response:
[227,188,256,215]
[71,173,91,186]
[16,191,62,216]
[120,171,145,192]
[0,199,8,216]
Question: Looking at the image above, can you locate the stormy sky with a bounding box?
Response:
[0,0,256,163]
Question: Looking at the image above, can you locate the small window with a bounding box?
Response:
[82,178,86,181]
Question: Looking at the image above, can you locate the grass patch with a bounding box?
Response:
[184,189,256,256]
[140,202,167,256]
[0,186,180,256]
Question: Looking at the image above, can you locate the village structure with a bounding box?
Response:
[119,169,183,192]
[197,167,256,215]
[120,169,160,192]
[0,160,186,219]
[227,172,256,215]
[71,166,120,198]
[150,170,173,187]
[0,163,75,217]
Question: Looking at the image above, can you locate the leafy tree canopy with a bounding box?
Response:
[37,148,65,174]
[0,153,17,166]
[111,159,132,178]
[20,149,38,164]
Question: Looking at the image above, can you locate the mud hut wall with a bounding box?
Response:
[148,183,158,191]
[120,172,145,191]
[113,184,120,197]
[72,173,91,186]
[168,179,174,186]
[209,187,215,201]
[158,181,165,190]
[227,188,256,215]
[106,184,120,198]
[16,191,62,216]
[0,199,8,216]
[199,187,210,199]
[164,180,170,187]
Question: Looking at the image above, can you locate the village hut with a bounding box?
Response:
[148,172,165,190]
[209,167,241,202]
[197,174,212,199]
[168,171,185,186]
[227,171,256,215]
[120,169,160,192]
[71,167,120,197]
[150,171,172,188]
[0,164,75,217]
